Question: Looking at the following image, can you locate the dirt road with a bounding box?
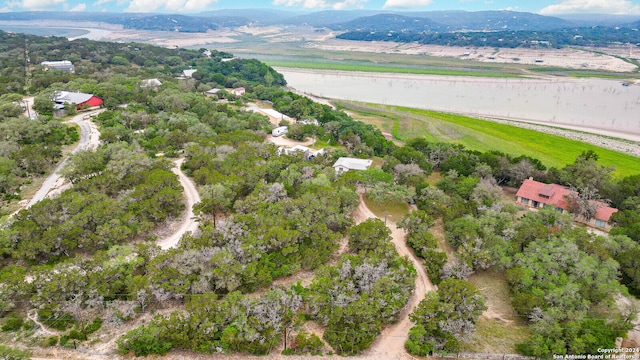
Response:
[353,191,435,359]
[26,109,103,209]
[156,158,201,250]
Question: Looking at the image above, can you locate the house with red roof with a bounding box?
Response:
[516,178,618,231]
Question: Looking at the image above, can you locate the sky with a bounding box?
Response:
[1,0,640,16]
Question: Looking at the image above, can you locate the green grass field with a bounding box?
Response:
[267,59,523,78]
[338,101,640,178]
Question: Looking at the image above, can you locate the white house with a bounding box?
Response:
[41,60,75,73]
[278,145,326,161]
[182,69,198,78]
[231,87,245,96]
[272,126,288,137]
[279,145,310,159]
[333,157,373,174]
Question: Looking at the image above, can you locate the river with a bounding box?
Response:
[276,68,640,142]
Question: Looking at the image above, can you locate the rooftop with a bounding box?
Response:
[183,69,198,78]
[516,178,618,221]
[53,91,95,104]
[516,179,570,210]
[333,157,373,171]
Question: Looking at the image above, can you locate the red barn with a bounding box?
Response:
[53,91,103,110]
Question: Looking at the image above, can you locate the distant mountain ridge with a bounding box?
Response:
[328,13,441,33]
[1,9,639,36]
[410,10,573,31]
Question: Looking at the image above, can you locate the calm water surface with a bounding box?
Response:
[277,68,640,141]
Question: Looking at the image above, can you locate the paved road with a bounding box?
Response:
[157,158,201,250]
[26,109,103,208]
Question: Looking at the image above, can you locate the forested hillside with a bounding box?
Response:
[337,25,640,49]
[1,30,640,359]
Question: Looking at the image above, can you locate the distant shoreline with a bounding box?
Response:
[277,67,640,144]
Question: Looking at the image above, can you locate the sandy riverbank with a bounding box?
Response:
[304,39,638,73]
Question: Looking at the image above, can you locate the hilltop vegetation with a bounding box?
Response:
[0,29,640,359]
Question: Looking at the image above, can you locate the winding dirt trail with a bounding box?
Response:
[353,191,436,360]
[27,309,56,337]
[156,158,201,250]
[24,109,103,210]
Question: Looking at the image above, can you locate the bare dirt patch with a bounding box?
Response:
[304,39,637,72]
[105,28,239,48]
[431,218,455,262]
[463,270,531,354]
[266,135,316,147]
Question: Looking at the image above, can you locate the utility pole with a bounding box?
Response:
[211,187,216,229]
[23,34,31,95]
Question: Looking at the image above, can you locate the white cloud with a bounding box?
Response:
[14,0,65,10]
[70,2,86,10]
[383,0,432,9]
[539,0,640,15]
[125,0,217,12]
[92,0,112,6]
[272,0,368,10]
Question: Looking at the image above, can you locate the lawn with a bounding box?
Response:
[363,193,410,224]
[338,102,640,178]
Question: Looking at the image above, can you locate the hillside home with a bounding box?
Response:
[333,157,373,174]
[182,69,198,78]
[41,60,75,73]
[231,87,245,96]
[516,178,618,231]
[278,146,326,160]
[52,91,103,110]
[279,145,310,160]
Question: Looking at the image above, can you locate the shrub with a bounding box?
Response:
[84,318,103,335]
[0,345,30,360]
[2,316,24,332]
[117,324,173,357]
[290,332,323,355]
[37,308,75,331]
[67,329,85,341]
[46,336,58,347]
